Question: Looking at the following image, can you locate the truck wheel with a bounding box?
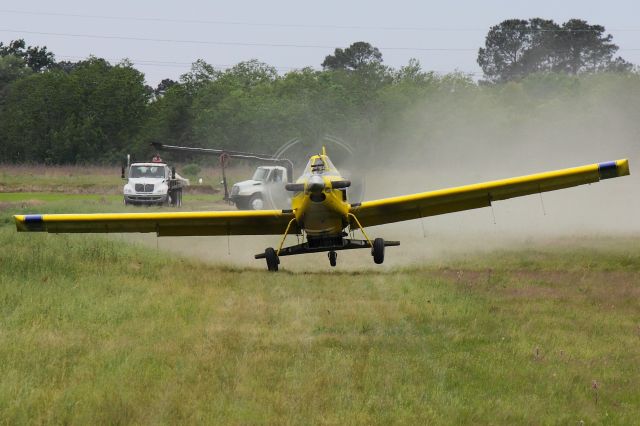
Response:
[249,194,264,210]
[124,198,129,206]
[265,247,279,271]
[372,238,385,264]
[175,189,182,207]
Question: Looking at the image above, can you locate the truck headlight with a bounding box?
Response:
[124,186,133,194]
[155,184,168,194]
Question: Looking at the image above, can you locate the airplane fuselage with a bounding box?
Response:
[288,153,352,238]
[291,175,350,236]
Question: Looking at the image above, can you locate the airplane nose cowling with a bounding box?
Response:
[307,175,325,193]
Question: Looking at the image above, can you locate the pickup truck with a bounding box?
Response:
[229,165,289,210]
[122,162,189,206]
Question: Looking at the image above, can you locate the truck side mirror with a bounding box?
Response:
[121,166,125,179]
[171,167,176,179]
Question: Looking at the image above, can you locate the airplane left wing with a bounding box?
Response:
[14,210,298,236]
[350,160,630,228]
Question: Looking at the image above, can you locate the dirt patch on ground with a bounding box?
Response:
[184,185,220,194]
[0,199,46,211]
[0,184,120,194]
[434,268,640,304]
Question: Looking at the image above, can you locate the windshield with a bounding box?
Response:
[252,167,270,182]
[130,165,165,179]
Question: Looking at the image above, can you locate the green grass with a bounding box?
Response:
[0,164,254,194]
[0,192,226,229]
[1,172,639,423]
[1,224,638,424]
[0,165,123,193]
[0,192,123,203]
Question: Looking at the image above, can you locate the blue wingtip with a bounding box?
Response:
[24,215,44,223]
[598,161,618,179]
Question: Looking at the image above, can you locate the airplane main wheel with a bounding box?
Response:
[372,238,385,264]
[328,251,337,267]
[265,247,279,272]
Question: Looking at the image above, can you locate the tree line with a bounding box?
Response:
[0,18,636,165]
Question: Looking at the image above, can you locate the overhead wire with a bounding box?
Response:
[3,29,640,54]
[0,29,479,51]
[3,11,638,80]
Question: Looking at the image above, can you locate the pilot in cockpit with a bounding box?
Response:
[311,158,325,174]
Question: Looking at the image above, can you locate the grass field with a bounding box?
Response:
[0,164,253,195]
[1,168,639,424]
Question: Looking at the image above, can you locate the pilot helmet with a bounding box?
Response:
[311,158,325,174]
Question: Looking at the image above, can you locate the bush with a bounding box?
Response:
[181,163,201,177]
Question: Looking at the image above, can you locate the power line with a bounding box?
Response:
[3,9,640,32]
[4,29,640,53]
[0,29,479,51]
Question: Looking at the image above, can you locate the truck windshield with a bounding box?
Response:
[130,166,165,178]
[252,167,270,182]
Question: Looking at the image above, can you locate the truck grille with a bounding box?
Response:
[135,184,154,192]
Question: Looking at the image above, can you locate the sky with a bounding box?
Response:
[1,0,640,86]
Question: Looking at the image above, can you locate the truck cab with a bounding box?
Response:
[229,166,288,210]
[123,163,188,206]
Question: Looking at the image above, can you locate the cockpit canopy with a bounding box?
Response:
[298,155,340,181]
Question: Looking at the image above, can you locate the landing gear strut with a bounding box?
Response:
[328,251,337,267]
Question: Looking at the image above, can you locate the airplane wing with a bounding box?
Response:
[14,209,298,236]
[350,160,630,228]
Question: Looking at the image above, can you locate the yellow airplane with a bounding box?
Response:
[14,148,630,271]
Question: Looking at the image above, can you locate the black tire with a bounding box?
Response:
[123,198,129,206]
[175,189,182,207]
[372,238,385,264]
[265,247,279,272]
[328,251,337,267]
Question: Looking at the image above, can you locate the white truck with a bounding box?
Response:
[122,162,189,206]
[149,142,294,210]
[229,165,289,210]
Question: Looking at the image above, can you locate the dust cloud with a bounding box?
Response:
[124,77,640,271]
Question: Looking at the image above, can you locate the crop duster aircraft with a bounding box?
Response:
[14,149,630,271]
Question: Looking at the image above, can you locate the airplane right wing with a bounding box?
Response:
[349,159,630,228]
[14,209,298,237]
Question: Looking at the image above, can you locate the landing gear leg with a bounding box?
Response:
[265,247,279,272]
[328,251,337,267]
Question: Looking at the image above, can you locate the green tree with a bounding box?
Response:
[135,60,220,155]
[154,78,177,98]
[322,42,383,71]
[1,57,149,163]
[477,18,559,83]
[553,19,631,74]
[0,55,32,98]
[478,18,631,82]
[0,39,55,72]
[179,59,220,92]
